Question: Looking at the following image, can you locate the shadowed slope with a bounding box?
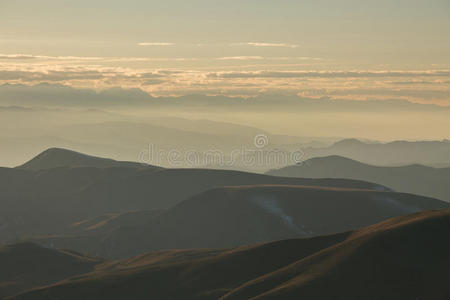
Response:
[0,165,153,242]
[88,185,448,258]
[8,234,349,300]
[222,208,450,300]
[9,209,450,300]
[73,166,390,214]
[0,243,102,299]
[69,209,165,235]
[32,210,166,257]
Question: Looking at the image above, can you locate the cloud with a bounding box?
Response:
[217,56,264,61]
[1,53,322,64]
[296,57,323,61]
[0,57,449,105]
[231,42,299,48]
[137,42,175,46]
[0,69,106,82]
[262,57,323,61]
[209,70,450,79]
[0,64,183,91]
[0,53,106,61]
[0,53,198,63]
[138,72,167,79]
[0,54,37,60]
[391,80,440,85]
[328,87,450,100]
[141,79,165,86]
[1,83,448,113]
[0,53,105,61]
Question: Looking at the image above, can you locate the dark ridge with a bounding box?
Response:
[17,148,156,170]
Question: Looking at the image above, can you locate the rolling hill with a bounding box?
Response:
[267,155,450,201]
[222,208,450,300]
[0,149,389,245]
[8,209,450,300]
[7,234,349,300]
[38,185,449,259]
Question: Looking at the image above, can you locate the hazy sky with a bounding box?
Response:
[0,1,449,167]
[0,0,449,103]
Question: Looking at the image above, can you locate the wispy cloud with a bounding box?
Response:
[0,53,197,62]
[231,42,299,48]
[0,53,103,61]
[296,57,323,61]
[0,53,323,64]
[209,70,450,79]
[217,56,264,61]
[137,42,175,46]
[0,54,38,60]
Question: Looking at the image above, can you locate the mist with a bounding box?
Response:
[0,84,449,169]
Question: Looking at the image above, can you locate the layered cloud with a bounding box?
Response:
[132,42,301,48]
[217,56,264,61]
[0,53,323,64]
[137,42,175,46]
[209,70,450,79]
[0,53,197,62]
[231,42,299,48]
[0,53,449,105]
[0,54,37,60]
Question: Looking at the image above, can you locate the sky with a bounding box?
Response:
[0,0,449,104]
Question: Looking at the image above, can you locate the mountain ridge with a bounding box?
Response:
[50,184,448,258]
[268,155,450,201]
[17,147,154,170]
[221,208,450,300]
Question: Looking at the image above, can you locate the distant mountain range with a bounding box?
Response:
[2,83,450,111]
[301,138,450,166]
[268,155,450,202]
[0,110,327,170]
[5,209,450,300]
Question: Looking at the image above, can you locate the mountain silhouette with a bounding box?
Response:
[268,155,450,201]
[17,148,152,170]
[301,139,450,166]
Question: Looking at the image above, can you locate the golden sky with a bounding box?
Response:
[0,0,449,104]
